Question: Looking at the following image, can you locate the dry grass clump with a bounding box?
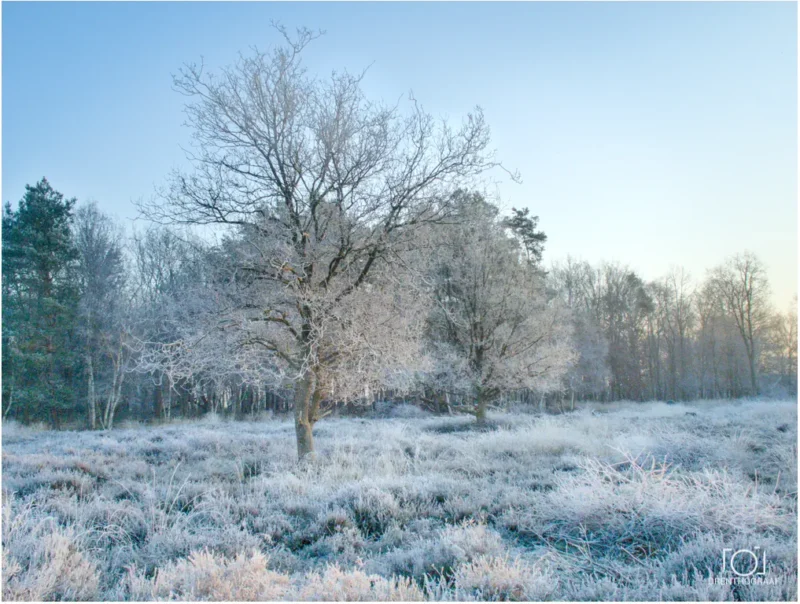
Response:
[123,549,427,601]
[125,549,290,601]
[296,565,425,601]
[2,500,99,601]
[445,555,557,601]
[375,522,507,581]
[2,398,796,600]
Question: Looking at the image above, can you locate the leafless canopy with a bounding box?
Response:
[138,27,515,456]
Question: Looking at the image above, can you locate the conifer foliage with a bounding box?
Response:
[2,179,80,425]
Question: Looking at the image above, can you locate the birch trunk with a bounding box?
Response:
[86,352,96,430]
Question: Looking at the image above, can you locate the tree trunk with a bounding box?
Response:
[86,353,96,430]
[296,417,314,458]
[748,353,759,396]
[105,377,123,430]
[154,385,163,423]
[475,388,487,425]
[294,372,316,459]
[102,344,125,430]
[3,364,14,420]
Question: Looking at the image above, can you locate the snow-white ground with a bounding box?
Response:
[2,399,797,601]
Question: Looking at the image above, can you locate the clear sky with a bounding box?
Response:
[3,1,797,308]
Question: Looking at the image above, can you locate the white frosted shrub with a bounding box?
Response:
[377,522,507,580]
[126,550,290,601]
[450,555,556,601]
[295,565,425,601]
[2,501,99,602]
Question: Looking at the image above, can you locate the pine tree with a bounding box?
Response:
[2,179,80,425]
[502,207,547,266]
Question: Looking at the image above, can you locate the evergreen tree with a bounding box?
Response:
[2,179,80,425]
[502,207,547,266]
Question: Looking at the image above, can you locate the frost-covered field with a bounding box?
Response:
[2,400,797,601]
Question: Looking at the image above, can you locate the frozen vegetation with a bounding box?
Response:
[2,399,797,601]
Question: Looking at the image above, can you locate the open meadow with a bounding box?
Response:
[1,399,797,601]
[3,2,797,602]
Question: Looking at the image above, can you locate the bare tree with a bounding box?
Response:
[139,28,511,458]
[74,202,128,429]
[708,252,771,395]
[560,261,653,401]
[562,311,609,407]
[648,268,696,400]
[762,296,798,390]
[549,258,610,404]
[781,297,798,381]
[128,227,208,421]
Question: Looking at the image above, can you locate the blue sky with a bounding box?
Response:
[3,1,797,307]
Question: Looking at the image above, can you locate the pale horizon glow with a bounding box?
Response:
[2,2,796,308]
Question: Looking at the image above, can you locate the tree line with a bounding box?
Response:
[550,256,796,404]
[2,179,794,445]
[2,29,795,457]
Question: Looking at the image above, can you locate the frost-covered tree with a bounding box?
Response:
[549,259,653,401]
[425,192,574,424]
[135,229,429,421]
[74,202,129,429]
[598,263,653,400]
[129,227,219,420]
[549,258,610,402]
[139,28,511,457]
[562,311,609,406]
[646,268,697,400]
